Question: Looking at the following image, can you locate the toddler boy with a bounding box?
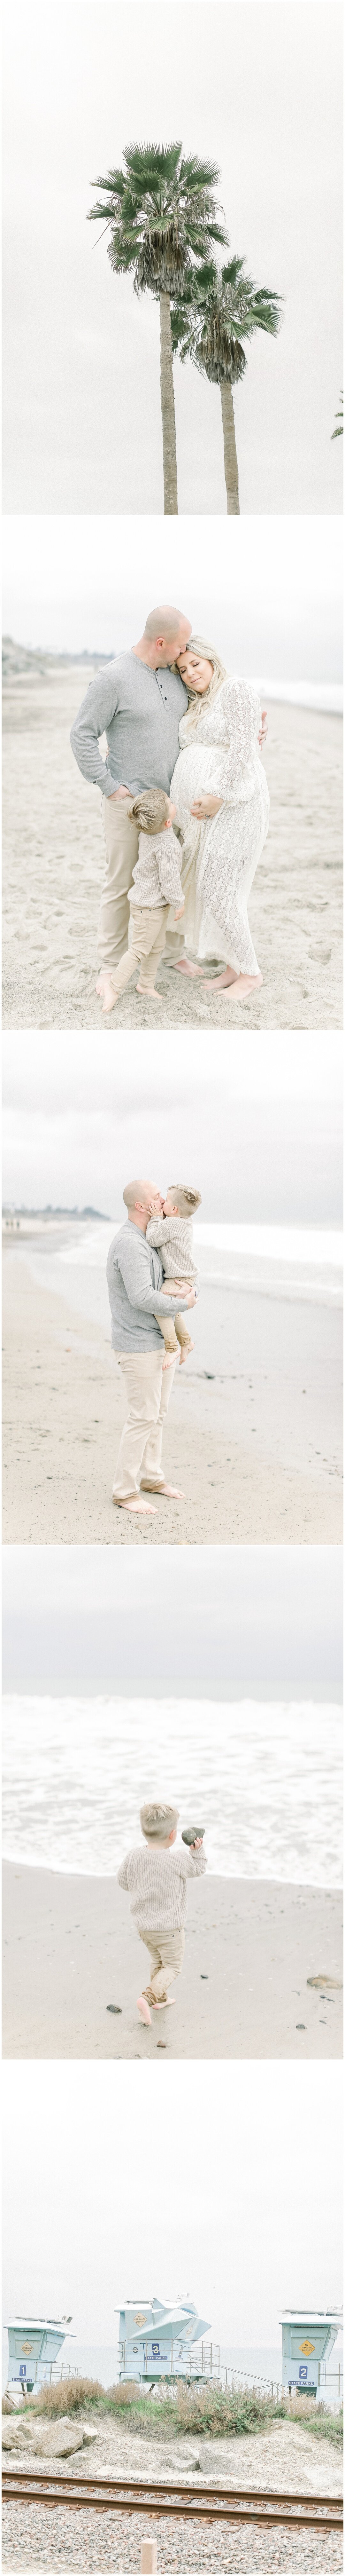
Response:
[117,1799,207,2024]
[146,1185,201,1361]
[105,790,184,1005]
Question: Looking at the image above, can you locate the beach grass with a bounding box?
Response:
[6,2377,342,2446]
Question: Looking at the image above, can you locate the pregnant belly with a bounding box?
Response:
[172,746,220,816]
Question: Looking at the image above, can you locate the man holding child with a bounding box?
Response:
[107,1179,199,1515]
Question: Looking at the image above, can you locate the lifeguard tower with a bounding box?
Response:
[280,2309,342,2397]
[6,2315,72,2398]
[118,2294,211,2382]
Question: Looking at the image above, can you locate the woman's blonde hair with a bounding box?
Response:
[127,788,171,834]
[178,635,227,735]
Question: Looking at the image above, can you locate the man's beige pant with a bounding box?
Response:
[138,1924,185,2002]
[111,904,168,995]
[112,1348,177,1502]
[97,796,185,973]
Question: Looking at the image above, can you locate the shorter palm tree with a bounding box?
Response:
[172,255,282,512]
[88,145,228,513]
[332,392,343,439]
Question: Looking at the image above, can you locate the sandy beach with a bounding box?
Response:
[2,1240,342,1544]
[2,658,343,1030]
[2,1860,342,2061]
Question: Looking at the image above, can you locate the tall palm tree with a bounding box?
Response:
[88,145,228,514]
[172,255,282,512]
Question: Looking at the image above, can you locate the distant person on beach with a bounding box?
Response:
[106,1180,198,1514]
[117,1800,207,2025]
[70,606,194,1013]
[146,1183,201,1363]
[102,788,185,1008]
[171,638,269,999]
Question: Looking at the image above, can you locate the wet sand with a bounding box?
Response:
[3,1860,342,2061]
[2,663,343,1030]
[2,1247,342,1545]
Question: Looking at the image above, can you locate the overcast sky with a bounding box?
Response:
[3,3,343,516]
[2,1032,343,1222]
[3,2062,342,2346]
[3,516,342,682]
[2,1543,343,1698]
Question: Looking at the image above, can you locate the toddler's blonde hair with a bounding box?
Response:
[167,1185,202,1216]
[127,789,171,834]
[140,1800,179,1841]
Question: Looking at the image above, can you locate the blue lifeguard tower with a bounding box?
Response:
[280,2309,341,2396]
[6,2315,72,2398]
[118,2294,211,2382]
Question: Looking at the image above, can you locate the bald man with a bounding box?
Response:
[70,607,192,1010]
[107,1181,198,1513]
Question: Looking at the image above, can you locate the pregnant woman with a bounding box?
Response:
[170,638,270,996]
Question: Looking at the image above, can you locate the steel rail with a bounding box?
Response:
[2,2469,343,2528]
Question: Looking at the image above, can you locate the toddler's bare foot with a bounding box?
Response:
[96,973,118,1013]
[162,1351,176,1370]
[136,984,160,998]
[179,1339,194,1362]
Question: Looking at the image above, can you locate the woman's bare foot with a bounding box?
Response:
[179,1340,194,1362]
[136,984,160,998]
[204,969,263,997]
[96,973,118,1013]
[170,958,204,978]
[112,1496,157,1514]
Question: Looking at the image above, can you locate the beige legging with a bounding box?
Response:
[109,905,168,996]
[155,1276,195,1352]
[138,1924,185,2001]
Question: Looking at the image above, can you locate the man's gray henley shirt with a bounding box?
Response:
[70,651,188,799]
[107,1222,195,1353]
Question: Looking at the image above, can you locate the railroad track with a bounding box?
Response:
[2,2470,343,2529]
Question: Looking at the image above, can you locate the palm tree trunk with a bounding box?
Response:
[160,293,178,514]
[221,383,240,514]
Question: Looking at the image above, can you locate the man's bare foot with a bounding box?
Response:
[96,973,118,1013]
[179,1339,194,1363]
[204,968,263,996]
[136,984,160,998]
[112,1495,157,1513]
[141,1481,185,1499]
[170,958,204,978]
[162,1351,177,1370]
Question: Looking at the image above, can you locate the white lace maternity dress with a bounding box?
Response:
[170,676,270,974]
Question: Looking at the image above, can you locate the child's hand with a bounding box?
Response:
[190,1836,203,1847]
[174,903,185,919]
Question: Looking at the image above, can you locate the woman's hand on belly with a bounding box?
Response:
[190,794,223,818]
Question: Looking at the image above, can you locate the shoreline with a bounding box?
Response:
[2,1250,342,1545]
[3,1861,343,2061]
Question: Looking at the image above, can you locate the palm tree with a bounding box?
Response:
[88,145,228,514]
[332,393,343,439]
[171,255,282,512]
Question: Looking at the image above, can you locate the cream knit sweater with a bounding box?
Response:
[117,1840,207,1930]
[128,827,183,912]
[146,1211,198,1280]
